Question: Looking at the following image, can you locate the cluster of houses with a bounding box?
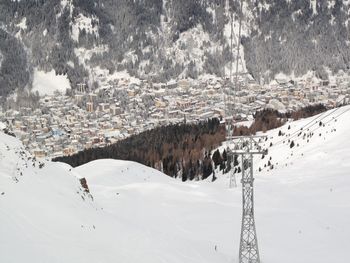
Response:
[1,73,350,159]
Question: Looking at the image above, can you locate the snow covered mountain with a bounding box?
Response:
[1,0,350,97]
[1,106,350,262]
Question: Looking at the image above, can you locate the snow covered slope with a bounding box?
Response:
[252,105,350,263]
[0,132,97,262]
[1,106,350,263]
[32,68,71,96]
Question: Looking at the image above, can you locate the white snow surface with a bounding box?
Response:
[0,121,6,130]
[17,17,27,30]
[32,68,71,96]
[310,0,318,15]
[1,106,350,262]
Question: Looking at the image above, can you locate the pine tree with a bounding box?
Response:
[290,140,295,148]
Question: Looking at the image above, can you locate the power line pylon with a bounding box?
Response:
[229,136,266,263]
[229,157,237,188]
[226,0,244,189]
[226,137,237,188]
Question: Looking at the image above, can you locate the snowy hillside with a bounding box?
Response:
[3,0,350,97]
[252,105,350,262]
[1,106,350,262]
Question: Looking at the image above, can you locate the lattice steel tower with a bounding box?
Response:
[225,0,244,188]
[229,136,266,263]
[223,0,265,261]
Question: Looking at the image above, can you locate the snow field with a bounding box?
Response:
[1,106,350,262]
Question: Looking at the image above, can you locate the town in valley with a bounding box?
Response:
[1,72,350,159]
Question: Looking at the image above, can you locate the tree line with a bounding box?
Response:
[54,118,225,181]
[54,104,328,181]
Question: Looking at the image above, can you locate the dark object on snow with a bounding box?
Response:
[290,141,295,148]
[79,178,90,193]
[3,128,15,138]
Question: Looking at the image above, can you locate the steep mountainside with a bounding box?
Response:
[243,0,350,82]
[1,0,350,97]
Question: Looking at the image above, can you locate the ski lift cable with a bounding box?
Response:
[233,0,243,119]
[258,106,350,172]
[270,106,344,148]
[308,106,350,134]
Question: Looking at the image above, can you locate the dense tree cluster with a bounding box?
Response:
[0,29,30,98]
[243,0,350,82]
[286,104,328,120]
[234,104,328,136]
[54,118,225,181]
[0,0,90,95]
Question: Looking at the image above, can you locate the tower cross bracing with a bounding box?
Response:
[229,136,266,263]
